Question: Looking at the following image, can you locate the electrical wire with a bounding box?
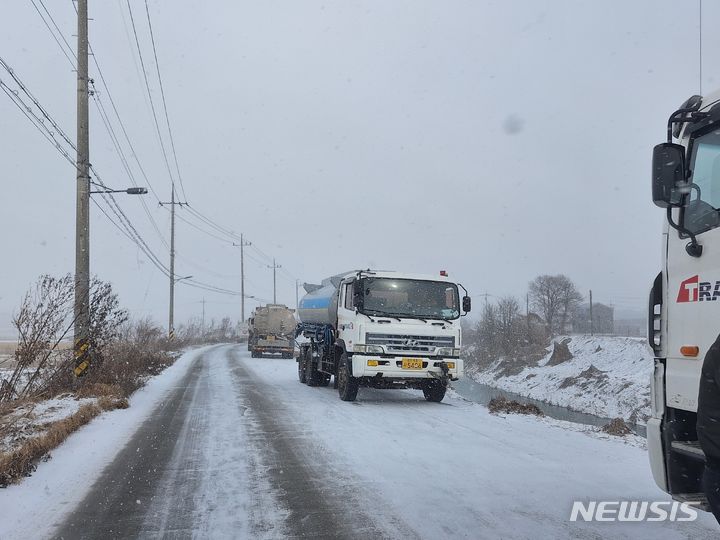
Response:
[125,0,177,196]
[143,0,187,202]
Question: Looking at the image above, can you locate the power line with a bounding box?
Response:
[143,0,187,202]
[1,60,242,299]
[125,0,177,196]
[91,88,169,249]
[28,0,76,68]
[32,1,169,252]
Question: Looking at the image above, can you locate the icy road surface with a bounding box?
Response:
[1,344,717,539]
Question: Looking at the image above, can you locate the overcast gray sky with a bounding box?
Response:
[0,0,717,337]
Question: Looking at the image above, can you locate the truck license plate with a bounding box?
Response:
[267,336,275,341]
[402,358,423,369]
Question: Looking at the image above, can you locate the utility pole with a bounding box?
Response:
[159,189,186,339]
[73,0,91,377]
[295,279,300,310]
[233,235,252,321]
[268,258,281,304]
[169,186,175,339]
[202,297,206,328]
[526,292,530,338]
[589,289,594,336]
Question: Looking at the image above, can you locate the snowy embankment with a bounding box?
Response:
[0,345,213,540]
[470,335,653,423]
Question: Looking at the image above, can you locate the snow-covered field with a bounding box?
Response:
[0,395,98,454]
[470,335,653,423]
[0,344,715,539]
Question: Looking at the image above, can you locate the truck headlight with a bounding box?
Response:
[354,344,384,354]
[436,347,461,357]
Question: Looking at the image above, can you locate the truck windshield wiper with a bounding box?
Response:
[363,310,399,322]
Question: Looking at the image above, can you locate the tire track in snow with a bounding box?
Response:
[227,347,418,539]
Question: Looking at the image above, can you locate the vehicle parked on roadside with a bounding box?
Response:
[248,304,296,358]
[296,270,470,402]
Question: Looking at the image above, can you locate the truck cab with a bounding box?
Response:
[648,90,720,508]
[297,270,470,402]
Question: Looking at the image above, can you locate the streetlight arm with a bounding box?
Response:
[89,186,148,195]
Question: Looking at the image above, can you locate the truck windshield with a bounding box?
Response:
[359,278,460,320]
[684,128,720,234]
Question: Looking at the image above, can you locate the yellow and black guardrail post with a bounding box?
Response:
[73,339,90,377]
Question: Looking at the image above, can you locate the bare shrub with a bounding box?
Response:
[78,318,174,397]
[0,275,74,404]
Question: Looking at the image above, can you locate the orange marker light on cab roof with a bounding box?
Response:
[680,346,700,358]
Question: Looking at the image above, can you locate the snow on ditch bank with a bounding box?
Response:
[469,335,653,423]
[0,345,213,540]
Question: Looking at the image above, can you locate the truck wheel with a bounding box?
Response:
[305,355,322,386]
[423,380,447,403]
[337,352,359,402]
[298,356,307,383]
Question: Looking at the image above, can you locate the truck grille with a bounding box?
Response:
[366,333,455,354]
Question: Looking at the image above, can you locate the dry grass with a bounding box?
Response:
[75,382,123,398]
[0,396,127,486]
[601,417,633,436]
[488,396,544,417]
[0,342,17,355]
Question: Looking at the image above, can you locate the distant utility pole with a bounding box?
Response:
[159,188,187,339]
[295,279,300,310]
[73,0,91,377]
[268,258,281,304]
[233,234,252,321]
[202,297,206,328]
[589,289,594,336]
[526,293,530,337]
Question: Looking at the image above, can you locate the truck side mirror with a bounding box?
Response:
[652,143,687,208]
[462,296,471,313]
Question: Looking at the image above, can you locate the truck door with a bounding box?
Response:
[665,128,720,413]
[337,281,358,351]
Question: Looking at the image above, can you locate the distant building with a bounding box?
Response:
[613,318,646,338]
[572,302,614,334]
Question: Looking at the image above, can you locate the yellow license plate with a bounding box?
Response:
[401,358,423,369]
[267,336,275,341]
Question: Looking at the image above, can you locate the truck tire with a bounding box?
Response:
[423,380,447,403]
[298,355,307,384]
[305,354,322,386]
[337,352,359,402]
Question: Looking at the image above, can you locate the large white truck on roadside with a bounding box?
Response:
[296,270,471,402]
[648,91,720,509]
[247,304,296,358]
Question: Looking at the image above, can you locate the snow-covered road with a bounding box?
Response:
[1,344,717,539]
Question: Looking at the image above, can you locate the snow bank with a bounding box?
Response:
[470,335,653,423]
[0,345,211,540]
[0,395,98,454]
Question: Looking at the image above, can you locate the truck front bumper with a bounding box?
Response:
[351,355,463,380]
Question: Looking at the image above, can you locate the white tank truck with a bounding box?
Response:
[296,270,471,402]
[648,90,720,509]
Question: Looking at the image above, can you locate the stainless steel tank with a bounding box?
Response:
[297,272,353,326]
